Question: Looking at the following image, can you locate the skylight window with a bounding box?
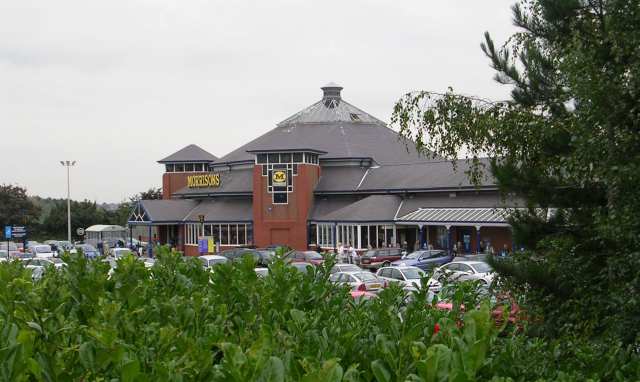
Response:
[350,113,361,121]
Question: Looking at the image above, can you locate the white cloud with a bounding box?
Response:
[0,0,517,202]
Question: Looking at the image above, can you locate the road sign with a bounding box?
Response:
[4,226,11,239]
[11,226,26,239]
[76,227,85,236]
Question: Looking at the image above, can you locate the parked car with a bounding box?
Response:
[110,248,135,259]
[329,271,385,293]
[25,241,40,250]
[391,249,453,271]
[376,266,427,291]
[0,242,19,252]
[0,249,23,260]
[290,262,314,274]
[330,263,363,274]
[255,268,269,277]
[75,244,100,259]
[286,250,325,265]
[29,245,56,259]
[428,261,495,292]
[199,255,229,268]
[21,258,66,280]
[359,248,405,269]
[220,248,273,266]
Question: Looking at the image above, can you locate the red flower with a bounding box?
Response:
[434,323,440,334]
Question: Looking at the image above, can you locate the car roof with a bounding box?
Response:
[200,255,227,260]
[379,266,424,272]
[447,260,486,265]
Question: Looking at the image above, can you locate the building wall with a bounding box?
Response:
[252,164,320,250]
[162,172,204,199]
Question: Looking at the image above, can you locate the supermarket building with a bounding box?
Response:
[129,84,518,257]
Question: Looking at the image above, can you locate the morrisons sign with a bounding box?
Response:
[187,173,221,188]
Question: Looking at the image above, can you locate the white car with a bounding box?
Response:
[21,258,66,280]
[376,266,427,291]
[329,271,385,293]
[255,267,269,277]
[428,261,494,292]
[30,245,56,259]
[110,248,135,259]
[199,255,229,268]
[330,263,363,274]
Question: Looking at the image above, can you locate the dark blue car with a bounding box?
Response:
[76,244,100,259]
[391,250,452,271]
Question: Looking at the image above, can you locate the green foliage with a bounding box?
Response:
[0,251,637,380]
[391,0,640,343]
[0,184,41,231]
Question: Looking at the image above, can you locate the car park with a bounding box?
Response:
[286,250,325,265]
[359,248,405,269]
[376,266,427,291]
[199,255,229,268]
[329,271,385,293]
[29,244,56,259]
[75,244,100,259]
[290,262,314,274]
[391,249,453,271]
[330,263,362,274]
[220,248,273,266]
[110,248,135,259]
[428,261,495,292]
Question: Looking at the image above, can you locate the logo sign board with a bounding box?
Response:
[272,170,287,187]
[76,227,85,236]
[4,226,11,239]
[187,173,221,188]
[11,226,26,239]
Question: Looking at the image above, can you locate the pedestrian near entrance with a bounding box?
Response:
[337,242,344,262]
[349,244,357,264]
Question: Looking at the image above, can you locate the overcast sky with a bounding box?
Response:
[1,0,517,203]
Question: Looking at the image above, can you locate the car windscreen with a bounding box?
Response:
[471,262,492,273]
[305,252,323,259]
[355,272,378,282]
[402,268,425,279]
[79,245,97,252]
[34,246,51,253]
[405,251,426,259]
[339,265,360,273]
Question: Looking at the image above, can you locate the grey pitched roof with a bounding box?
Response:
[309,195,362,221]
[215,84,440,165]
[217,123,433,165]
[172,169,253,197]
[315,166,369,192]
[397,208,510,226]
[158,144,218,163]
[183,198,253,222]
[138,199,198,222]
[310,195,402,222]
[357,159,495,192]
[314,159,496,194]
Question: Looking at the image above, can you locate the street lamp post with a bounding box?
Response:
[60,161,76,243]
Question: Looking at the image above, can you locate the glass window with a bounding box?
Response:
[204,224,212,237]
[221,224,229,245]
[369,226,377,249]
[273,193,287,204]
[238,224,246,245]
[185,163,194,172]
[293,152,303,162]
[165,164,174,172]
[377,226,385,247]
[175,164,184,172]
[360,226,369,249]
[385,226,395,247]
[268,153,279,163]
[213,224,220,242]
[230,224,238,245]
[281,153,291,162]
[391,269,404,280]
[257,154,267,164]
[247,224,253,245]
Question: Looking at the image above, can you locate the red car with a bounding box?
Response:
[287,251,325,265]
[434,295,526,330]
[359,248,405,269]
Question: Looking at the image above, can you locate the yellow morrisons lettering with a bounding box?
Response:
[187,174,221,188]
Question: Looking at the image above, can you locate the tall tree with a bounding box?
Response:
[0,184,41,232]
[392,0,640,342]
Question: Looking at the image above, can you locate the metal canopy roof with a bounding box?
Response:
[397,208,511,226]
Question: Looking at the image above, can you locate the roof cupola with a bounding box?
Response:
[321,82,343,107]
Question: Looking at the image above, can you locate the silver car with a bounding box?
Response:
[330,263,363,274]
[329,271,385,293]
[428,261,494,292]
[30,245,56,259]
[376,266,427,291]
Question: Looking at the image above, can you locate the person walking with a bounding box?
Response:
[348,244,357,264]
[337,242,344,263]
